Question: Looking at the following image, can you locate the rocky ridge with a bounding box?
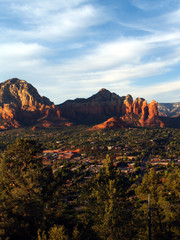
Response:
[58,88,124,124]
[90,117,126,130]
[0,79,168,129]
[158,103,180,117]
[0,78,62,129]
[59,88,165,127]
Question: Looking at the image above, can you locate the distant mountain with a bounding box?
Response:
[58,88,125,124]
[0,78,178,130]
[0,78,53,106]
[59,88,165,127]
[158,103,180,117]
[0,78,63,129]
[89,117,127,130]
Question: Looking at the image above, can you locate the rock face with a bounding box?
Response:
[0,78,62,129]
[139,100,164,127]
[90,117,126,130]
[58,89,125,124]
[122,94,133,114]
[0,79,167,129]
[158,103,180,117]
[59,89,165,127]
[133,97,145,115]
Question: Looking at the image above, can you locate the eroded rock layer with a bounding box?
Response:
[0,78,62,129]
[59,88,165,127]
[0,79,167,129]
[90,117,127,130]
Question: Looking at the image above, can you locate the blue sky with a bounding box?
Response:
[0,0,180,103]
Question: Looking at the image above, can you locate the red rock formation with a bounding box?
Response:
[133,98,144,115]
[59,89,165,128]
[139,100,165,127]
[122,94,133,114]
[144,100,165,127]
[0,78,62,129]
[0,104,16,120]
[0,79,166,129]
[90,117,126,130]
[59,88,124,124]
[139,101,148,125]
[149,100,158,118]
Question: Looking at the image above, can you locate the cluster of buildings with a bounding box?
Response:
[42,148,103,174]
[41,147,180,177]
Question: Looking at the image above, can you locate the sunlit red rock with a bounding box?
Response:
[0,79,167,129]
[90,117,126,130]
[149,100,158,118]
[122,94,133,114]
[0,78,62,129]
[133,97,144,115]
[59,90,165,128]
[58,88,124,124]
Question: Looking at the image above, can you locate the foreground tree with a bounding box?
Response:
[38,225,69,240]
[0,138,45,240]
[135,168,180,240]
[80,155,134,240]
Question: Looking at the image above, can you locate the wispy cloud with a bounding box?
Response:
[131,0,180,11]
[1,28,180,103]
[131,80,180,102]
[0,0,107,41]
[57,29,180,77]
[0,0,180,103]
[0,42,50,85]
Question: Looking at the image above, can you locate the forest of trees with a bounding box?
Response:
[0,130,180,239]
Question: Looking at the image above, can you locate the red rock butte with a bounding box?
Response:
[0,79,167,129]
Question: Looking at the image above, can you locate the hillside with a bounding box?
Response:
[158,102,180,117]
[0,78,178,129]
[0,78,62,129]
[59,88,165,127]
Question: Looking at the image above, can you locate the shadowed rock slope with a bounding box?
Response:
[59,88,165,127]
[58,88,124,124]
[90,117,127,130]
[0,79,172,129]
[0,78,62,129]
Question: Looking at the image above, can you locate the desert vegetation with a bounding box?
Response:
[0,126,180,239]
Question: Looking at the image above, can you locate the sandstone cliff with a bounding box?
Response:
[0,78,62,129]
[59,89,165,127]
[90,117,126,130]
[0,79,167,129]
[58,89,125,124]
[158,102,180,117]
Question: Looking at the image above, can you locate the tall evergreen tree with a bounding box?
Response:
[135,168,180,240]
[0,138,45,240]
[82,155,133,240]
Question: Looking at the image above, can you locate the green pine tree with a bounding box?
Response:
[0,138,45,240]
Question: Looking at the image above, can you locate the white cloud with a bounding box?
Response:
[131,80,180,102]
[58,38,149,74]
[131,0,179,11]
[0,0,180,103]
[56,29,180,78]
[165,8,180,25]
[0,42,49,73]
[0,42,48,58]
[10,0,88,16]
[32,5,103,40]
[0,26,180,103]
[0,1,106,41]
